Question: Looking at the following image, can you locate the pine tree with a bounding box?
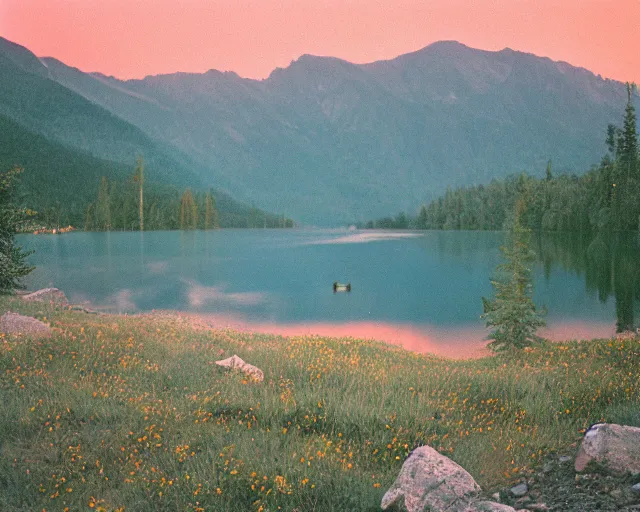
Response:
[0,167,34,293]
[610,82,639,230]
[481,198,545,351]
[417,205,428,229]
[95,176,111,231]
[204,191,219,229]
[84,203,94,231]
[606,124,618,155]
[179,189,198,230]
[133,155,144,231]
[620,83,638,177]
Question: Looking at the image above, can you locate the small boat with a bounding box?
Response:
[333,282,351,293]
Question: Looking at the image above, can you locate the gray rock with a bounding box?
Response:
[510,483,528,497]
[215,354,264,382]
[632,483,640,493]
[575,423,640,474]
[461,501,521,511]
[381,446,529,512]
[381,445,480,512]
[70,305,98,315]
[558,455,571,463]
[21,288,67,304]
[0,312,52,338]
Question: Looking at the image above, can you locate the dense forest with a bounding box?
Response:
[365,83,639,234]
[80,175,295,232]
[19,170,294,232]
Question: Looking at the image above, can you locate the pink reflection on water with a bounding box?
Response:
[180,314,489,359]
[179,313,616,360]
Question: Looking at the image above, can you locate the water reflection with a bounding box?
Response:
[16,230,635,352]
[536,232,640,333]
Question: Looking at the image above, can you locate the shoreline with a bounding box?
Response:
[5,290,619,360]
[145,310,617,360]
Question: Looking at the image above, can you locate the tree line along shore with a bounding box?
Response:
[364,83,639,235]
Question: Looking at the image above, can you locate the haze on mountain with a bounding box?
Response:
[0,37,279,227]
[1,36,637,225]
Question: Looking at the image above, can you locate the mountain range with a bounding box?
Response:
[1,36,637,225]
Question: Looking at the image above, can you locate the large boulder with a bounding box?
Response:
[575,423,640,474]
[21,288,67,304]
[381,445,480,511]
[381,446,525,512]
[0,312,52,338]
[215,354,264,382]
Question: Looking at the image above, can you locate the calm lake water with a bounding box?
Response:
[17,229,638,357]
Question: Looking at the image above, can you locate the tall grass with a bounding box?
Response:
[1,297,639,511]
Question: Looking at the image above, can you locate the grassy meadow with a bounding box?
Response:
[1,296,639,511]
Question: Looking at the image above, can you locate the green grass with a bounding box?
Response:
[1,296,639,511]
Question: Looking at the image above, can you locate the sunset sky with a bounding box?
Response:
[1,0,638,83]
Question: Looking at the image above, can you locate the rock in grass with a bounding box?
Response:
[510,483,528,497]
[215,354,264,382]
[525,505,549,511]
[574,423,640,474]
[381,445,526,512]
[460,501,524,511]
[0,312,52,338]
[631,483,640,493]
[21,288,67,304]
[381,445,481,511]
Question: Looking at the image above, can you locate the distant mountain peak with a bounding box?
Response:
[291,53,354,68]
[1,35,634,225]
[406,40,476,58]
[423,40,469,51]
[205,68,238,77]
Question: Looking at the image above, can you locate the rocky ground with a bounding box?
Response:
[491,451,640,511]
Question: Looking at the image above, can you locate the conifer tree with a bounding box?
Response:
[482,198,545,350]
[606,124,618,155]
[0,167,34,293]
[84,203,94,231]
[620,83,638,176]
[133,155,144,231]
[179,189,198,230]
[609,82,639,230]
[95,176,111,231]
[204,191,219,229]
[417,205,428,229]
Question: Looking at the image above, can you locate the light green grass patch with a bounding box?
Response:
[1,297,639,511]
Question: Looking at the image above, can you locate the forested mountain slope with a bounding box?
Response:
[3,36,638,224]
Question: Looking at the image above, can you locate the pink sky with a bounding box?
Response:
[1,0,638,82]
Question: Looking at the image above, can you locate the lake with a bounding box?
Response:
[17,229,638,358]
